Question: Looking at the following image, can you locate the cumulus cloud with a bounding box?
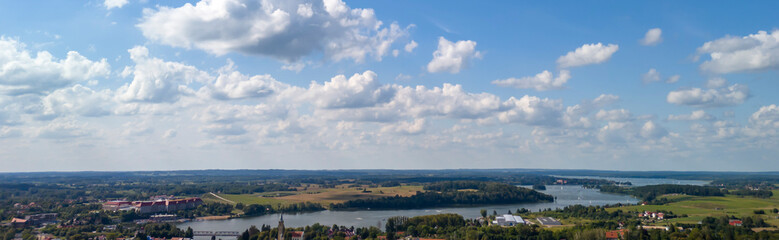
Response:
[426,37,481,73]
[116,46,211,103]
[203,61,289,100]
[381,118,425,135]
[667,84,749,107]
[640,121,668,139]
[750,105,779,128]
[0,37,110,95]
[404,40,418,53]
[304,71,396,108]
[556,43,618,68]
[40,84,115,119]
[640,28,662,46]
[497,96,563,126]
[642,68,679,84]
[595,109,633,122]
[137,0,411,63]
[697,30,779,74]
[491,70,571,91]
[668,110,715,121]
[104,0,129,9]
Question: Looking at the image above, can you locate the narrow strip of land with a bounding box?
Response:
[208,192,235,204]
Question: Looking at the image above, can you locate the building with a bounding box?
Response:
[277,214,285,240]
[606,229,627,240]
[132,198,203,214]
[729,220,743,226]
[103,201,133,211]
[492,214,524,226]
[638,211,664,220]
[11,213,58,227]
[289,231,304,240]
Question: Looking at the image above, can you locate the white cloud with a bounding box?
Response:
[491,70,570,91]
[0,37,110,95]
[426,37,481,73]
[104,0,129,10]
[697,30,779,73]
[203,61,289,100]
[595,109,633,122]
[666,75,680,83]
[750,105,779,129]
[116,46,211,103]
[642,68,679,84]
[404,40,418,53]
[281,62,306,72]
[668,110,715,121]
[40,84,115,119]
[556,43,618,68]
[395,74,411,81]
[137,0,411,63]
[667,84,749,107]
[642,68,661,83]
[381,118,425,135]
[497,96,563,126]
[304,71,395,109]
[640,121,668,139]
[640,28,662,46]
[706,77,727,88]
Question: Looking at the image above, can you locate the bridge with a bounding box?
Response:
[193,231,241,237]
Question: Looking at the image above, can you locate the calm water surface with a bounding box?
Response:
[178,185,638,232]
[555,176,709,186]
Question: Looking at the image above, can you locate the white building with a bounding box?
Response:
[492,214,524,226]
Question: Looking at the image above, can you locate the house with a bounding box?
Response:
[729,220,743,226]
[492,214,524,226]
[11,218,28,228]
[289,231,304,240]
[606,229,627,240]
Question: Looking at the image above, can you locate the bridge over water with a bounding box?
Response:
[193,231,240,237]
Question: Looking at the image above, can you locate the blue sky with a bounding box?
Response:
[0,0,778,172]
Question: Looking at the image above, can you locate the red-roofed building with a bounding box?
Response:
[289,231,304,240]
[729,220,743,226]
[606,229,627,240]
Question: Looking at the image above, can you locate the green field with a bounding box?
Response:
[205,184,423,209]
[607,193,779,227]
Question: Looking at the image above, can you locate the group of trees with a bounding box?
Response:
[331,181,553,210]
[728,189,774,198]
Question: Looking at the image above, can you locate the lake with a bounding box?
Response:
[178,184,638,232]
[554,175,710,186]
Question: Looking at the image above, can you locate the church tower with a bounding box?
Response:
[277,213,285,240]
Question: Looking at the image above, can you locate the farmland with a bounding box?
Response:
[206,184,423,208]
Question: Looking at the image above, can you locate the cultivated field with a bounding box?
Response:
[207,184,423,208]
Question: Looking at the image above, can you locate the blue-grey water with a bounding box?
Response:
[553,175,709,186]
[178,185,638,232]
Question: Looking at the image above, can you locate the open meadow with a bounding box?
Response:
[607,190,779,228]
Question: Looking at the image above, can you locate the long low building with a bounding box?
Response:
[492,214,524,226]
